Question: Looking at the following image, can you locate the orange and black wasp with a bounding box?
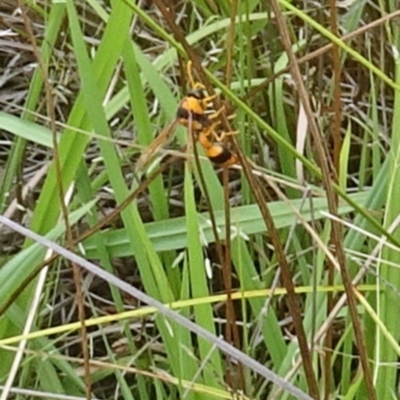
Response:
[136,62,237,170]
[196,123,237,168]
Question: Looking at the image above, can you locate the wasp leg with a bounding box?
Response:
[206,105,224,120]
[201,93,218,106]
[207,128,238,143]
[207,107,236,125]
[198,122,220,138]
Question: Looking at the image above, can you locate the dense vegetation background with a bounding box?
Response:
[1,1,400,399]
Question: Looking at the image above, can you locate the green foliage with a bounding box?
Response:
[1,0,399,399]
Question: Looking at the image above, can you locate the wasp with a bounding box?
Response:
[136,62,237,170]
[194,122,238,167]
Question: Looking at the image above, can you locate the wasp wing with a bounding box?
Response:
[135,119,179,171]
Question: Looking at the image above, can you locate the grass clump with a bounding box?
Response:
[0,1,399,399]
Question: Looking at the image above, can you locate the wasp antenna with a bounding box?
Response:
[186,60,196,89]
[187,60,205,90]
